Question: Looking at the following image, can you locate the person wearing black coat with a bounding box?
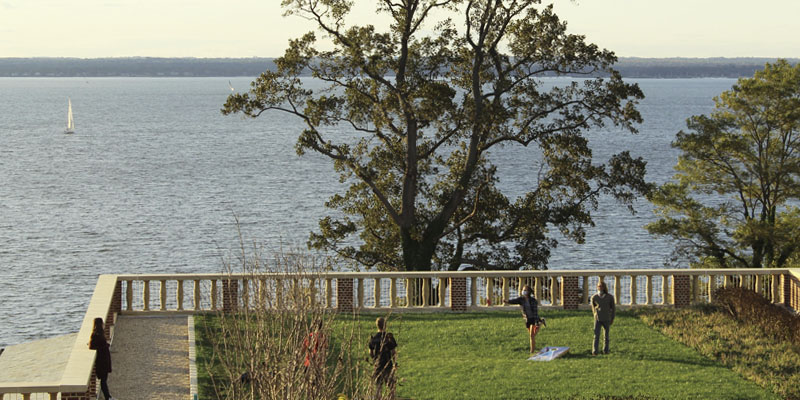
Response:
[88,317,115,400]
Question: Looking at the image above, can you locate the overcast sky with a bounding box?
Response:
[1,0,798,58]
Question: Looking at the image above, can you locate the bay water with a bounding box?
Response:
[0,77,736,347]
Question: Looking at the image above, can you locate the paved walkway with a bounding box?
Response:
[0,333,77,384]
[109,315,189,400]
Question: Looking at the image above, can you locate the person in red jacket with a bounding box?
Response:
[88,317,115,400]
[303,320,328,368]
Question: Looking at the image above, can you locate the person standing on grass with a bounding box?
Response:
[88,317,116,400]
[303,320,328,368]
[591,281,615,355]
[368,317,397,399]
[504,285,541,353]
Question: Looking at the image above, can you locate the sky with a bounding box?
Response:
[1,0,798,59]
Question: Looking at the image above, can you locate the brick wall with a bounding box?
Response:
[104,280,122,338]
[222,279,238,313]
[561,276,580,310]
[337,278,354,313]
[672,275,691,308]
[450,277,467,311]
[61,392,90,400]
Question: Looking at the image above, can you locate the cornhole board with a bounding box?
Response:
[527,346,569,361]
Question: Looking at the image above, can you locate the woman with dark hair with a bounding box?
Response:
[88,317,115,400]
[591,281,615,356]
[504,285,542,353]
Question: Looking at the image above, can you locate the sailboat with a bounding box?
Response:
[64,98,75,134]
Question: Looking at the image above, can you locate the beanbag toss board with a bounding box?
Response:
[527,346,569,361]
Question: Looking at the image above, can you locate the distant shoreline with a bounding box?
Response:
[0,57,797,79]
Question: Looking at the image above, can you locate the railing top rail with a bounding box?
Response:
[59,274,119,393]
[113,268,792,281]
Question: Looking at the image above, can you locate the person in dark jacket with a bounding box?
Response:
[504,285,542,353]
[591,281,615,355]
[88,317,115,400]
[368,317,397,399]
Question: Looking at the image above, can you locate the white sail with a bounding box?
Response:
[65,98,74,134]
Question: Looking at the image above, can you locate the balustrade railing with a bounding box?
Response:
[113,269,792,313]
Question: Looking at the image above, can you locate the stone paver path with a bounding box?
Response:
[109,315,189,400]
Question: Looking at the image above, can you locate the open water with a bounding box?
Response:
[0,77,736,347]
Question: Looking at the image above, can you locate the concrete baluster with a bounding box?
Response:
[357,278,365,309]
[276,279,283,309]
[258,278,267,309]
[159,279,167,311]
[242,279,250,310]
[211,280,218,310]
[771,274,780,303]
[630,275,637,305]
[405,278,412,307]
[661,275,668,305]
[754,275,761,296]
[422,278,430,307]
[470,277,478,307]
[193,280,201,311]
[645,275,653,305]
[502,277,510,306]
[177,279,184,310]
[535,277,543,302]
[439,277,447,308]
[143,280,150,311]
[708,275,716,302]
[308,278,315,307]
[486,278,494,306]
[125,280,133,311]
[374,278,382,308]
[390,278,397,308]
[554,276,561,305]
[326,278,333,308]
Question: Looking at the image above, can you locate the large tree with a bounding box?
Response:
[224,0,649,271]
[647,60,800,269]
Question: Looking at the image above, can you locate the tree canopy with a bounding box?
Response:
[647,60,800,269]
[223,0,649,271]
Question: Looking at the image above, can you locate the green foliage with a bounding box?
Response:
[647,60,800,268]
[713,287,800,344]
[197,311,778,399]
[637,304,800,400]
[223,0,649,271]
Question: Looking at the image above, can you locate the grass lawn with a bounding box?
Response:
[197,310,778,399]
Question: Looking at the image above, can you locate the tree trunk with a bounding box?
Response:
[401,230,436,271]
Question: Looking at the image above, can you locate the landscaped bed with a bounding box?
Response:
[196,308,784,399]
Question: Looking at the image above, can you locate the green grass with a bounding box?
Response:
[197,310,779,399]
[636,304,800,400]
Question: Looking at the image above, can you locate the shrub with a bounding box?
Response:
[198,240,377,400]
[713,287,800,344]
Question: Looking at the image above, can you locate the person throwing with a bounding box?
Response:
[504,285,541,353]
[591,281,615,355]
